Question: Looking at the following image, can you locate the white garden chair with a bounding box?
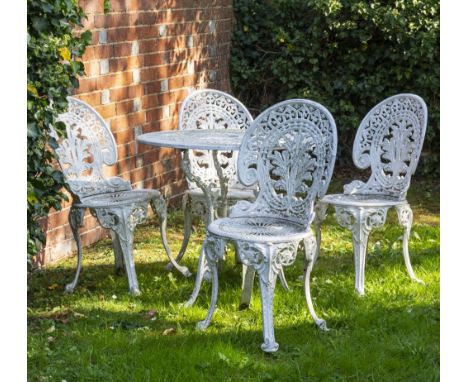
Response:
[187,99,337,352]
[52,97,189,296]
[316,94,427,295]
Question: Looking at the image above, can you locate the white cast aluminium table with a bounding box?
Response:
[137,129,245,224]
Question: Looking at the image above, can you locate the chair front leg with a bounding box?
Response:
[239,242,298,353]
[151,194,191,277]
[335,206,388,295]
[115,222,140,296]
[65,206,85,293]
[196,234,226,330]
[303,236,328,330]
[258,266,279,353]
[95,206,145,296]
[396,204,424,284]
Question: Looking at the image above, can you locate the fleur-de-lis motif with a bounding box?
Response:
[268,144,317,205]
[59,126,94,179]
[380,121,414,181]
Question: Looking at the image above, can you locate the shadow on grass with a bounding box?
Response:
[27,298,439,381]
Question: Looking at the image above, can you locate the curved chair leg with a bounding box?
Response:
[258,257,279,353]
[278,268,290,291]
[65,207,85,293]
[239,264,256,310]
[314,201,328,266]
[165,193,192,272]
[110,231,125,275]
[184,242,208,307]
[303,237,328,330]
[196,235,226,329]
[151,195,191,277]
[336,206,388,295]
[396,204,424,284]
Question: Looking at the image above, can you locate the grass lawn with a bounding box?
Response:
[27,178,439,382]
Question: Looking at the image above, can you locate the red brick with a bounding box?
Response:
[75,92,101,106]
[95,104,117,119]
[112,111,146,131]
[78,78,98,92]
[116,99,135,115]
[96,72,133,89]
[93,45,113,60]
[112,42,132,57]
[110,0,127,12]
[107,27,138,43]
[109,56,143,72]
[117,141,137,159]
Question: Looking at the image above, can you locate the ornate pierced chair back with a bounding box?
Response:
[178,89,253,189]
[54,97,130,200]
[235,99,337,227]
[346,94,428,199]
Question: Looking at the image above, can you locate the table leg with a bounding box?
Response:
[181,149,220,285]
[181,149,218,224]
[212,150,230,218]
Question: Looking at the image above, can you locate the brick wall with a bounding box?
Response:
[36,0,233,266]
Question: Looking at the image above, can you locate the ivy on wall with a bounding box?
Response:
[231,0,439,174]
[27,0,91,265]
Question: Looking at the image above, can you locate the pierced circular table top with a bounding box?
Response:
[137,129,245,151]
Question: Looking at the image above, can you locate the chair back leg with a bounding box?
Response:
[396,204,424,284]
[239,264,256,309]
[110,230,125,275]
[65,207,84,293]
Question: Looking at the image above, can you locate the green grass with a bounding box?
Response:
[27,179,439,382]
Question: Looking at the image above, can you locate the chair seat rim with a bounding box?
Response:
[207,216,312,243]
[75,189,160,209]
[320,193,406,207]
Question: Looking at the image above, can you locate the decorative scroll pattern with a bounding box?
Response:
[396,203,413,229]
[236,241,299,287]
[92,203,148,235]
[178,89,253,190]
[54,97,130,199]
[335,206,388,236]
[234,100,337,228]
[345,94,427,199]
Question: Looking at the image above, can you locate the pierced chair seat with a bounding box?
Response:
[77,189,161,209]
[208,217,312,243]
[321,193,405,208]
